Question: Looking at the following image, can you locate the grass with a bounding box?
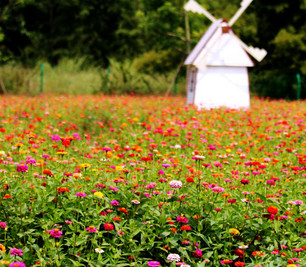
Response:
[0,58,186,96]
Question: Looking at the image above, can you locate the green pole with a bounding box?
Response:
[103,67,111,93]
[40,63,44,94]
[296,73,301,100]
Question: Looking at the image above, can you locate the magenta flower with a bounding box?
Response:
[192,249,203,259]
[86,226,98,233]
[75,192,86,197]
[103,223,114,231]
[51,135,61,141]
[240,178,250,185]
[10,248,23,256]
[212,187,225,193]
[9,262,26,267]
[145,183,157,189]
[176,216,188,223]
[48,228,63,238]
[0,222,6,228]
[26,158,36,165]
[110,200,120,206]
[147,261,161,267]
[16,164,28,173]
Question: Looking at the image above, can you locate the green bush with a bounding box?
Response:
[97,58,185,95]
[250,71,306,100]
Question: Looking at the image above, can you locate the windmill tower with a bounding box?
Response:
[184,0,267,109]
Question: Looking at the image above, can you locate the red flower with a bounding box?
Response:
[234,261,245,267]
[295,217,303,222]
[267,206,278,215]
[234,249,244,257]
[103,223,114,231]
[186,177,194,183]
[170,227,177,233]
[61,139,71,147]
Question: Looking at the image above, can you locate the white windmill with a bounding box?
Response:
[184,0,267,109]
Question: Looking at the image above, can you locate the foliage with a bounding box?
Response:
[98,58,185,95]
[1,0,306,98]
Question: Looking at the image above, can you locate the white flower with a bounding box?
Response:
[95,248,104,253]
[167,253,180,262]
[169,180,183,189]
[194,155,205,160]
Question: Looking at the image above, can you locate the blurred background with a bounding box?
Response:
[0,0,305,99]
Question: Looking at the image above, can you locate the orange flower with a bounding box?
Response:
[252,251,265,257]
[43,169,53,176]
[181,225,191,231]
[170,227,177,233]
[113,216,121,221]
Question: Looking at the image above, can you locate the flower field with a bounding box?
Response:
[1,95,306,267]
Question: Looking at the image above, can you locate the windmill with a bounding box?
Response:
[184,0,267,109]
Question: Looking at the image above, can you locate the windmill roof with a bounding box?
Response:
[185,19,254,68]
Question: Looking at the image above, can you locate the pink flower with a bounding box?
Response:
[16,164,28,173]
[227,199,237,204]
[86,226,98,233]
[212,187,225,193]
[176,216,188,223]
[240,179,249,185]
[0,222,6,228]
[192,248,203,258]
[51,135,61,141]
[110,200,120,206]
[49,228,63,238]
[75,192,86,197]
[10,248,23,256]
[9,262,26,267]
[147,261,161,267]
[146,183,157,189]
[103,223,114,231]
[167,253,180,262]
[109,186,119,192]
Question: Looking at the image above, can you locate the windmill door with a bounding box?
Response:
[186,67,197,104]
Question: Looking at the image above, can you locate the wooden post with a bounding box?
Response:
[0,76,7,94]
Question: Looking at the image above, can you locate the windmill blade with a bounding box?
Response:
[184,0,216,23]
[235,36,267,62]
[229,0,253,26]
